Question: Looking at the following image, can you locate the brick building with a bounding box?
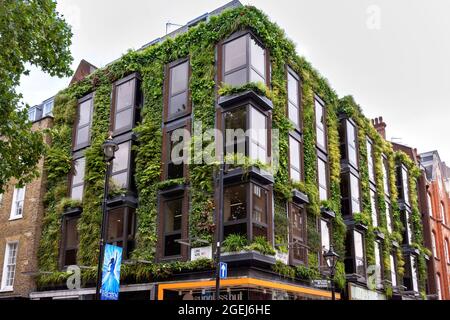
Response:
[420,151,450,300]
[0,102,53,299]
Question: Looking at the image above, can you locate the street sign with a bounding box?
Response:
[311,279,330,289]
[219,262,228,279]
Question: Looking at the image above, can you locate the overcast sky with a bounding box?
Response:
[17,0,450,162]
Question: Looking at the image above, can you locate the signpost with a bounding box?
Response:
[311,279,330,289]
[219,262,228,279]
[100,244,123,300]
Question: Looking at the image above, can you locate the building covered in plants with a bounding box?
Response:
[29,1,431,300]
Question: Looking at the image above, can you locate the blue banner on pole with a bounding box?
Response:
[100,244,123,300]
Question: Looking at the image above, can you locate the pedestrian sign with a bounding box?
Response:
[219,262,227,279]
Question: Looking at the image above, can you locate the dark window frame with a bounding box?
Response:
[222,102,271,166]
[352,229,366,279]
[366,137,376,184]
[222,181,271,243]
[340,171,362,216]
[73,93,94,151]
[319,217,332,267]
[382,154,391,197]
[68,156,86,201]
[163,58,192,123]
[286,66,303,132]
[339,118,359,170]
[157,190,189,261]
[105,205,136,259]
[288,132,304,184]
[218,30,271,88]
[110,138,135,192]
[314,95,328,153]
[289,203,308,265]
[161,118,191,181]
[110,73,142,136]
[60,214,80,268]
[317,151,330,201]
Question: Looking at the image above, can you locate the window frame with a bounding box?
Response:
[161,119,191,181]
[286,66,302,131]
[1,241,19,292]
[432,230,438,258]
[288,133,304,184]
[314,95,328,152]
[157,190,189,261]
[110,73,142,136]
[353,230,366,278]
[164,58,191,123]
[289,203,307,265]
[317,153,330,201]
[390,253,398,287]
[110,139,134,191]
[222,102,270,166]
[366,138,375,183]
[42,99,54,117]
[382,155,390,197]
[73,93,94,151]
[340,171,362,216]
[9,186,26,220]
[219,30,271,88]
[319,218,332,267]
[339,118,359,170]
[222,181,271,243]
[373,240,383,289]
[370,188,378,227]
[441,201,447,225]
[105,206,136,259]
[60,214,80,268]
[68,156,86,201]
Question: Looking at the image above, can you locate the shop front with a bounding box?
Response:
[158,277,340,300]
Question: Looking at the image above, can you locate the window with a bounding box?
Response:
[43,99,54,116]
[445,239,449,264]
[390,254,397,287]
[386,202,393,234]
[106,207,135,258]
[427,192,433,217]
[223,33,267,86]
[354,231,365,277]
[10,186,26,219]
[289,135,302,183]
[63,216,79,266]
[28,107,37,122]
[432,231,437,257]
[341,173,362,215]
[382,156,390,196]
[287,68,301,128]
[224,105,269,164]
[441,202,447,225]
[1,242,18,291]
[223,183,269,241]
[320,219,331,255]
[74,97,93,150]
[0,193,3,206]
[70,157,85,201]
[162,197,183,257]
[436,273,442,300]
[166,60,189,121]
[249,107,268,164]
[111,141,131,189]
[370,190,378,227]
[400,166,410,205]
[374,241,382,288]
[290,205,307,264]
[403,210,413,245]
[410,255,419,292]
[113,76,139,133]
[315,98,326,149]
[164,125,189,180]
[367,139,375,182]
[318,158,329,201]
[346,120,358,167]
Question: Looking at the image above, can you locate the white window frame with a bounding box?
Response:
[432,231,438,257]
[1,241,19,292]
[42,99,54,116]
[10,186,26,220]
[390,254,397,287]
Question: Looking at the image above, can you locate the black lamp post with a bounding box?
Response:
[95,134,119,300]
[324,245,339,301]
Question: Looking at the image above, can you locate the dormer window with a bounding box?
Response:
[222,32,268,87]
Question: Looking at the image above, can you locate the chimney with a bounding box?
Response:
[372,116,386,139]
[69,59,97,85]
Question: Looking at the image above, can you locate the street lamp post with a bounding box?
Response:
[95,134,119,300]
[324,245,339,301]
[214,161,225,301]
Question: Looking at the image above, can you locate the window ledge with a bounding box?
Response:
[0,287,13,293]
[224,166,274,185]
[218,89,273,111]
[320,206,336,219]
[8,216,23,221]
[63,207,83,217]
[292,189,309,205]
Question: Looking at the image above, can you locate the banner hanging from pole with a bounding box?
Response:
[100,244,123,300]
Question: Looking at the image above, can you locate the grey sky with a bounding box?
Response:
[18,0,450,162]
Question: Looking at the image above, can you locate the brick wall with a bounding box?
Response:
[0,117,52,299]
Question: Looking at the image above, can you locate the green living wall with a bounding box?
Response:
[37,5,350,288]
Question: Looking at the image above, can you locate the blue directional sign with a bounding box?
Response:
[219,262,228,279]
